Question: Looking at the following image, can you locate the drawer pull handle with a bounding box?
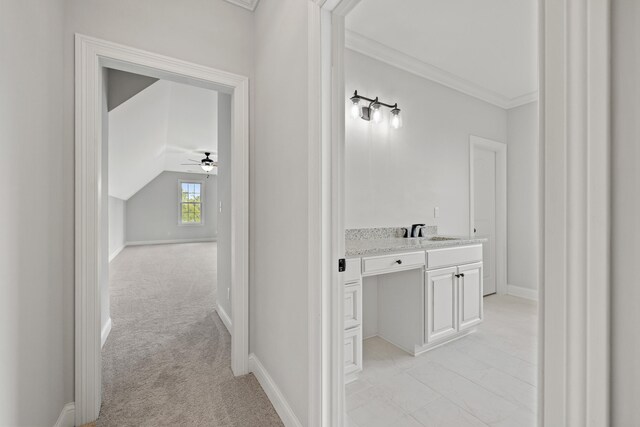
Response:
[395,260,403,265]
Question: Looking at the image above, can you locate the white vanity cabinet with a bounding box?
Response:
[342,243,483,381]
[342,259,362,380]
[425,261,483,343]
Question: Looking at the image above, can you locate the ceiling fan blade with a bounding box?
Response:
[181,163,201,166]
[188,159,201,163]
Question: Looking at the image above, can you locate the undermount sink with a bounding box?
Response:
[426,236,461,241]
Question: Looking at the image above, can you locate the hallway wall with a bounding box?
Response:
[216,94,233,321]
[0,0,66,425]
[252,0,311,422]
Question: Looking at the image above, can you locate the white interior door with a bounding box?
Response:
[473,147,497,295]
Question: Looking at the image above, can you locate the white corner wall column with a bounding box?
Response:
[75,34,249,425]
[541,0,610,426]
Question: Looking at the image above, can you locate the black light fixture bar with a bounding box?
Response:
[350,90,398,110]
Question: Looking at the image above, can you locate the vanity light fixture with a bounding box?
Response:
[349,90,402,128]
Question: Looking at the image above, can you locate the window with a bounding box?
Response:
[179,181,203,225]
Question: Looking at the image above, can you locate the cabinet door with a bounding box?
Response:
[458,262,483,330]
[344,282,362,330]
[425,266,458,343]
[344,326,362,376]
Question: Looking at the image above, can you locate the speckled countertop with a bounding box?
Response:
[345,235,487,258]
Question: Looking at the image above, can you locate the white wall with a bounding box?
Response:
[126,171,217,244]
[0,0,67,425]
[506,102,539,290]
[108,80,170,200]
[216,94,232,320]
[611,0,640,424]
[344,49,508,234]
[253,0,310,422]
[109,196,126,258]
[60,0,255,407]
[101,69,111,338]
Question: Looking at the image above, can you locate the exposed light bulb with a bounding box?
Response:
[371,104,382,123]
[390,108,402,129]
[350,99,360,119]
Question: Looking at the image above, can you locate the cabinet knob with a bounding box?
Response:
[455,274,460,278]
[460,273,465,277]
[395,259,403,265]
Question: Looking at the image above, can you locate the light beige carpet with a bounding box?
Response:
[98,242,283,427]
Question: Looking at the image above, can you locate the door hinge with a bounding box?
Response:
[338,258,346,272]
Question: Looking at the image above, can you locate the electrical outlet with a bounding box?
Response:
[434,207,440,218]
[219,201,223,213]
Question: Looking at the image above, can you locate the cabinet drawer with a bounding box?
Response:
[426,245,482,269]
[344,282,362,330]
[362,251,425,276]
[343,258,362,283]
[344,326,362,376]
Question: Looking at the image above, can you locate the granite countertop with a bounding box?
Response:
[345,236,487,258]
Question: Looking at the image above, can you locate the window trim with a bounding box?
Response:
[178,179,205,226]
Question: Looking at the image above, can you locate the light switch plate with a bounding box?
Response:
[434,207,440,218]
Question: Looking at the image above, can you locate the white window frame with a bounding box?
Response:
[178,179,205,226]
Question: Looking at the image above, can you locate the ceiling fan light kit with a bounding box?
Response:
[181,151,218,173]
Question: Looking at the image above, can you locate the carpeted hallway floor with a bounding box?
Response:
[98,242,283,427]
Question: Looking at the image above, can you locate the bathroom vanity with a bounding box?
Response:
[342,228,486,382]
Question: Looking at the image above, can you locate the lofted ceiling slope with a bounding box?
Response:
[108,78,218,200]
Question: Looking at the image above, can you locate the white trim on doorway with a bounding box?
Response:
[469,135,508,296]
[74,34,250,425]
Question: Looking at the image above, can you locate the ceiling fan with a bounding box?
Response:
[181,152,218,173]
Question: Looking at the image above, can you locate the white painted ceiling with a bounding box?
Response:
[345,0,538,108]
[108,79,218,200]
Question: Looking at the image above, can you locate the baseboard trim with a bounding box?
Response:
[217,304,232,335]
[101,317,112,348]
[54,402,75,427]
[109,244,126,263]
[249,354,302,427]
[126,237,216,246]
[507,284,539,301]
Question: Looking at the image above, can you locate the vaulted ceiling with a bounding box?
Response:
[345,0,538,109]
[108,78,218,200]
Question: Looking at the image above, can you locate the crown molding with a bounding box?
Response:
[224,0,259,11]
[345,30,538,110]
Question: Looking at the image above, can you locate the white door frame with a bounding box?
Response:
[74,34,250,425]
[469,135,507,296]
[311,0,611,426]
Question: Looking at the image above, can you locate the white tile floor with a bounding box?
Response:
[346,295,537,427]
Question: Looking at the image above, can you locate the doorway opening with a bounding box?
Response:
[469,135,508,297]
[74,35,249,425]
[323,1,542,426]
[97,69,262,424]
